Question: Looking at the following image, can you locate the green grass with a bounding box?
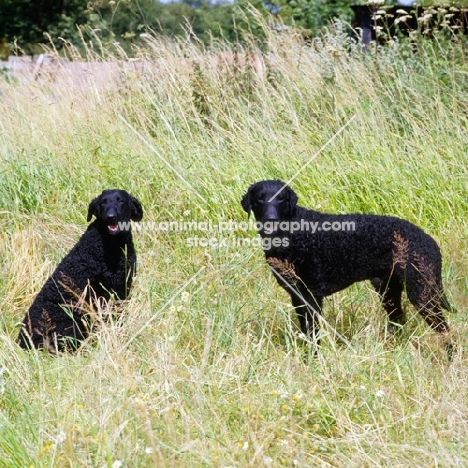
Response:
[0,21,467,467]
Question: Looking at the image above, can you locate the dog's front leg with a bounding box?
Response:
[291,286,322,345]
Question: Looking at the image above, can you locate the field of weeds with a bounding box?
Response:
[0,21,467,467]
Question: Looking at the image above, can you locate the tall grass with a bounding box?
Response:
[0,19,467,467]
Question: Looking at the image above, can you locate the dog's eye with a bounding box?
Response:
[277,195,284,202]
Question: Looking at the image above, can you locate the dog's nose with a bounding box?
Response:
[264,205,279,221]
[106,212,117,222]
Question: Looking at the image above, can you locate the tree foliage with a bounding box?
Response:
[0,1,94,53]
[0,0,354,57]
[272,0,354,34]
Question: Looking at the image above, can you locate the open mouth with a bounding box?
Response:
[107,223,120,235]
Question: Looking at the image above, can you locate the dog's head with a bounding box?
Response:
[241,180,298,227]
[87,189,143,235]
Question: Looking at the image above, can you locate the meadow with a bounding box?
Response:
[0,20,467,467]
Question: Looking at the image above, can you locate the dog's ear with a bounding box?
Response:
[286,187,298,217]
[130,196,143,222]
[87,196,100,222]
[241,188,252,218]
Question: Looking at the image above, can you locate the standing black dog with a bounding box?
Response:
[242,180,455,356]
[18,189,143,353]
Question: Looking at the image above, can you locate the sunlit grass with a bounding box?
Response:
[0,19,467,467]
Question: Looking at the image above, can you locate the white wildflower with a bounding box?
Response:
[293,391,304,401]
[418,13,433,22]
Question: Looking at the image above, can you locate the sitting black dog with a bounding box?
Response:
[242,180,455,356]
[18,189,143,353]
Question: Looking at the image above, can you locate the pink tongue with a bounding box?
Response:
[108,224,119,233]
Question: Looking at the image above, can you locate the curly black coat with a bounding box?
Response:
[18,189,143,353]
[242,180,455,354]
